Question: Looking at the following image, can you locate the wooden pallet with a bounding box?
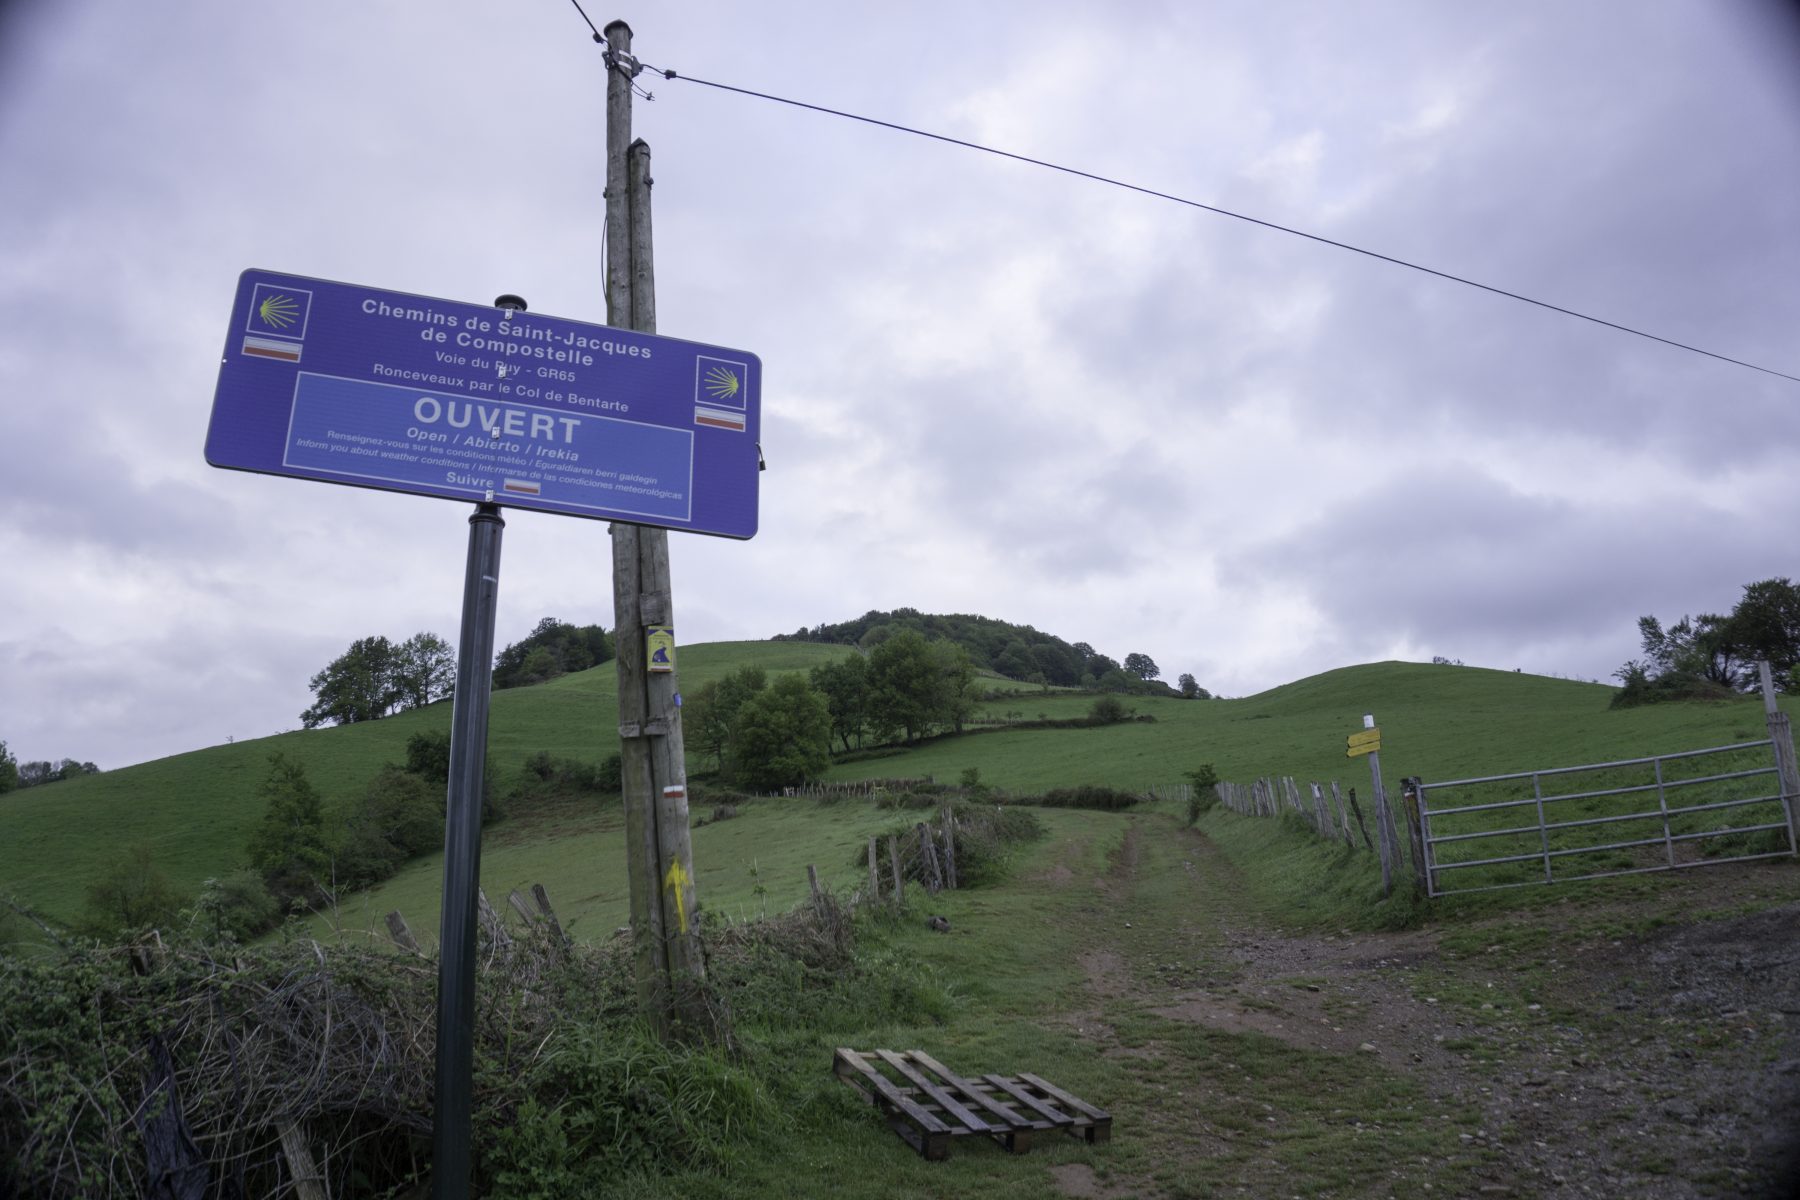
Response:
[833,1047,1111,1160]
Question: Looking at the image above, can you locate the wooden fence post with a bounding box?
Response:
[1760,661,1800,846]
[940,808,957,890]
[867,837,881,902]
[476,888,512,953]
[1401,778,1429,896]
[1345,785,1374,851]
[889,834,904,903]
[1329,782,1354,847]
[531,884,567,946]
[918,823,943,893]
[384,911,420,953]
[278,1121,328,1200]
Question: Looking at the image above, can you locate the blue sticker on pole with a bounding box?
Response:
[206,268,762,538]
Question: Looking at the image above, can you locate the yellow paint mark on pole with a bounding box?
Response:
[662,859,690,934]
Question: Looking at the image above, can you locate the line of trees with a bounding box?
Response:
[492,617,612,690]
[774,607,1208,697]
[300,617,615,728]
[0,742,100,794]
[301,632,457,728]
[1615,577,1800,706]
[688,630,979,790]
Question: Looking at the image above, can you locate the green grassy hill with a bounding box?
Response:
[0,640,853,927]
[4,650,1790,937]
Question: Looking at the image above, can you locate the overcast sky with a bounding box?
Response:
[3,1,1799,770]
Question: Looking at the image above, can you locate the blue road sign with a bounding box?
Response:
[206,269,761,538]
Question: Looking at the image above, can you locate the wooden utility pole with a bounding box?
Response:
[604,19,709,1038]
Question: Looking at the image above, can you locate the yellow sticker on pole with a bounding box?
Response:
[647,627,675,673]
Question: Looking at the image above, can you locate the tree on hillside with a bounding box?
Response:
[393,632,457,709]
[810,654,872,752]
[492,617,612,690]
[1724,578,1800,684]
[302,636,400,728]
[1636,614,1735,686]
[684,666,767,771]
[867,630,943,744]
[933,639,977,733]
[1031,642,1081,686]
[334,766,442,889]
[1622,579,1800,705]
[0,742,15,793]
[993,639,1036,681]
[1080,653,1122,686]
[1177,673,1210,699]
[728,674,832,791]
[246,753,332,905]
[1123,652,1160,681]
[303,632,460,726]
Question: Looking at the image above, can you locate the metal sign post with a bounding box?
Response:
[431,498,504,1200]
[207,264,763,1194]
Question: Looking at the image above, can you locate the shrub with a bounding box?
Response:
[77,845,185,939]
[514,752,620,797]
[1609,669,1736,709]
[482,1024,777,1191]
[854,802,1044,889]
[1027,785,1140,811]
[1087,695,1129,725]
[333,766,442,890]
[873,789,943,810]
[405,729,452,783]
[193,869,281,942]
[1184,764,1221,825]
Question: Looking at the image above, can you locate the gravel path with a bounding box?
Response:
[1054,816,1800,1198]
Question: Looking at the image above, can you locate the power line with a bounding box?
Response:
[579,26,1798,386]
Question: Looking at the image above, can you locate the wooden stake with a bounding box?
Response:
[940,808,957,889]
[278,1121,328,1200]
[867,837,880,902]
[919,823,942,893]
[889,834,904,903]
[476,888,511,953]
[384,910,419,954]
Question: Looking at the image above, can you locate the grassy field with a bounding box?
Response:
[0,640,852,926]
[7,647,1800,1197]
[5,649,1795,934]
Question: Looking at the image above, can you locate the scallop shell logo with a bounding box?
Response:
[703,364,740,402]
[257,294,301,329]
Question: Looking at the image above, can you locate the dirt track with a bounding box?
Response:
[1049,816,1800,1198]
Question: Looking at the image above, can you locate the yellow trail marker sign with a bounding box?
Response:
[662,859,691,934]
[1346,727,1382,756]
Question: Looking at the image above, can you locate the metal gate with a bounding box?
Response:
[1416,738,1798,897]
